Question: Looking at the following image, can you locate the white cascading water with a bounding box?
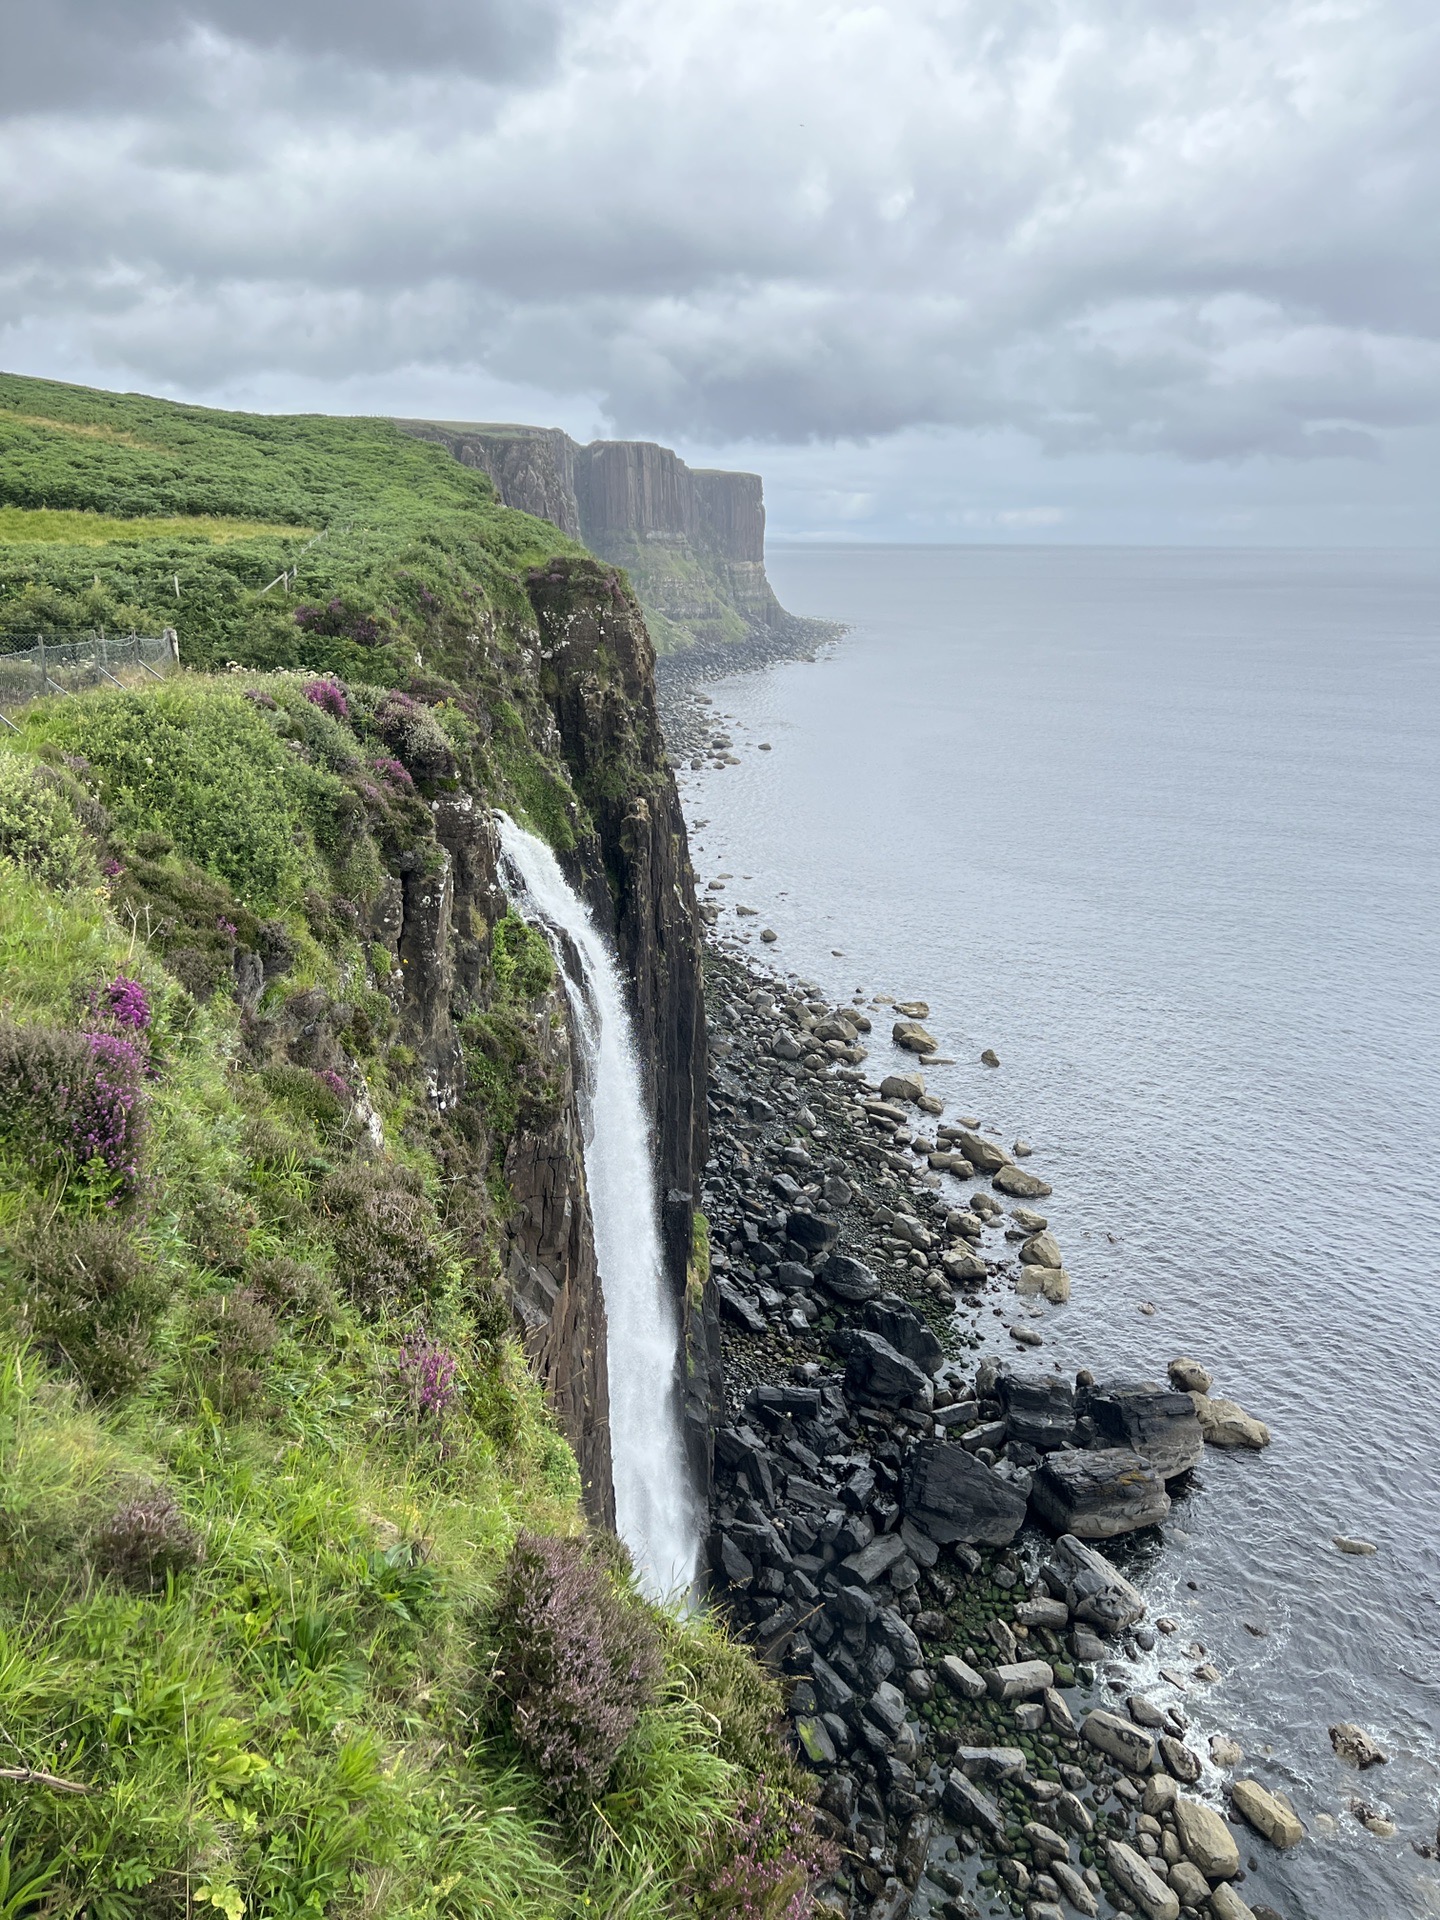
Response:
[496,814,699,1600]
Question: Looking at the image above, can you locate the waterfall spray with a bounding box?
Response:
[496,814,699,1599]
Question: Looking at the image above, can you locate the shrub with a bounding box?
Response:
[294,595,390,648]
[247,1254,336,1324]
[186,1287,278,1412]
[683,1779,839,1920]
[94,974,152,1031]
[10,1216,167,1397]
[0,1020,148,1200]
[491,911,555,1001]
[395,1333,460,1423]
[92,1482,206,1589]
[354,686,457,785]
[491,1532,663,1804]
[0,753,97,890]
[302,676,349,720]
[318,1163,448,1315]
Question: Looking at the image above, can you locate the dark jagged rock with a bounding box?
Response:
[1031,1447,1171,1538]
[997,1369,1076,1449]
[863,1298,944,1375]
[902,1440,1028,1547]
[816,1252,883,1302]
[1048,1534,1148,1632]
[786,1208,840,1256]
[1082,1381,1204,1480]
[840,1330,932,1406]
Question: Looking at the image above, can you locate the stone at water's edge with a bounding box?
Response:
[1192,1391,1272,1449]
[1174,1794,1242,1878]
[993,1163,1054,1198]
[1051,1532,1148,1631]
[1083,1381,1204,1479]
[892,1019,938,1053]
[1030,1446,1171,1537]
[1083,1709,1157,1773]
[1105,1840,1181,1920]
[1230,1777,1305,1848]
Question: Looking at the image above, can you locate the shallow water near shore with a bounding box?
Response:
[675,544,1440,1919]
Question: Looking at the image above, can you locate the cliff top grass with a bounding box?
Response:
[0,373,583,677]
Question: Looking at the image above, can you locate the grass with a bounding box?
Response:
[0,507,313,547]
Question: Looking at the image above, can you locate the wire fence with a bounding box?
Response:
[0,630,180,731]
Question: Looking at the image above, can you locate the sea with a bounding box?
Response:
[673,543,1440,1920]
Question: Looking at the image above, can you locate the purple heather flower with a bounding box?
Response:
[302,676,350,720]
[317,1068,350,1104]
[99,976,151,1031]
[216,916,238,940]
[397,1336,459,1420]
[371,755,414,790]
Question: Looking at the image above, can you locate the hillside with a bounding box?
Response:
[0,375,826,1919]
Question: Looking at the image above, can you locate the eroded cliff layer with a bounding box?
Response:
[400,419,820,655]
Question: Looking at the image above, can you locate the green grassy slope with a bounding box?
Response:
[0,376,825,1920]
[0,374,581,678]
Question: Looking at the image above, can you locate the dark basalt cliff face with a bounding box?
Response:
[400,419,819,656]
[323,555,715,1520]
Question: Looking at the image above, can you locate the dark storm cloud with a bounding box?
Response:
[1,0,1437,466]
[0,0,565,108]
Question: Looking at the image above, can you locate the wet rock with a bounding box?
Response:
[999,1371,1076,1450]
[1051,1533,1148,1632]
[716,1279,768,1333]
[980,1048,1000,1068]
[1159,1735,1202,1783]
[1167,1357,1213,1394]
[816,1252,883,1303]
[1143,1776,1178,1816]
[896,1810,932,1888]
[1020,1229,1063,1269]
[1168,1858,1211,1909]
[1043,1687,1076,1736]
[936,1654,988,1701]
[942,1245,989,1284]
[987,1659,1055,1702]
[1209,1886,1260,1920]
[993,1165,1054,1199]
[1083,1383,1204,1480]
[949,1130,1012,1174]
[1082,1709,1157,1774]
[954,1744,1027,1780]
[1050,1860,1098,1915]
[1191,1393,1271,1449]
[1329,1721,1388,1769]
[1210,1734,1245,1768]
[843,1330,933,1406]
[1009,1324,1044,1348]
[1103,1840,1180,1920]
[795,1715,838,1765]
[943,1768,1006,1837]
[1332,1534,1377,1556]
[863,1298,944,1375]
[1230,1777,1305,1849]
[894,1020,938,1054]
[1031,1447,1171,1538]
[902,1439,1028,1547]
[1015,1266,1072,1303]
[1015,1595,1069,1630]
[1054,1788,1092,1835]
[881,1072,926,1102]
[1174,1796,1241,1878]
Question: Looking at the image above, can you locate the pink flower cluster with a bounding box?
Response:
[70,1032,147,1194]
[317,1068,350,1104]
[99,976,151,1031]
[302,676,350,720]
[371,755,414,791]
[397,1335,459,1419]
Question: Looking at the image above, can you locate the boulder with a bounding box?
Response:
[1050,1861,1098,1916]
[936,1654,988,1701]
[1104,1841,1179,1920]
[893,1020,938,1054]
[993,1165,1053,1199]
[716,1279,767,1334]
[1015,1595,1069,1629]
[1083,1382,1204,1480]
[794,1715,838,1766]
[902,1439,1028,1547]
[1329,1722,1387,1769]
[986,1659,1054,1702]
[1191,1393,1271,1449]
[881,1072,925,1101]
[1014,1264,1071,1302]
[863,1298,944,1375]
[1082,1710,1157,1773]
[1051,1533,1147,1631]
[942,1245,988,1284]
[1031,1448,1170,1538]
[786,1209,839,1256]
[1160,1735,1201,1783]
[1020,1229,1063,1269]
[998,1370,1076,1449]
[1167,1357,1212,1394]
[816,1252,882,1303]
[942,1769,1005,1837]
[952,1744,1027,1779]
[841,1531,910,1585]
[1209,1886,1259,1920]
[843,1330,932,1406]
[952,1131,1013,1174]
[1230,1778,1304,1849]
[1167,1859,1211,1910]
[1174,1796,1240,1878]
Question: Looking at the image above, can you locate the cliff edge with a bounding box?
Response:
[399,420,828,656]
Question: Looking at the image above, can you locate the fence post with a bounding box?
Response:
[36,636,45,699]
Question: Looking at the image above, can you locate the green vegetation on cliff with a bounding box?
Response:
[0,376,824,1920]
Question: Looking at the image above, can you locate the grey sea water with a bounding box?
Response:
[677,544,1440,1920]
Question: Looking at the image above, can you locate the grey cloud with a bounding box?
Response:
[0,0,1437,469]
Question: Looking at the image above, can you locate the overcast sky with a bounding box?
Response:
[2,0,1437,543]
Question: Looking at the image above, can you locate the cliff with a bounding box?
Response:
[400,419,823,656]
[0,375,821,1918]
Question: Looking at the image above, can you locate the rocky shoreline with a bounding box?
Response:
[694,938,1292,1920]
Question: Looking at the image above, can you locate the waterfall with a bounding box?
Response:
[496,814,699,1600]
